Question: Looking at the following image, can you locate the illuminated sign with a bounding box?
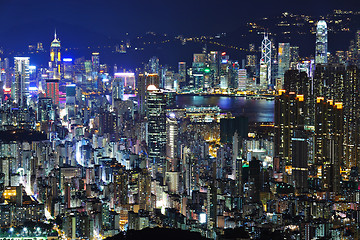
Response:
[204,68,210,73]
[221,59,228,64]
[114,72,135,77]
[221,52,226,56]
[63,58,73,62]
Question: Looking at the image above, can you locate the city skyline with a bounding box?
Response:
[2,2,360,240]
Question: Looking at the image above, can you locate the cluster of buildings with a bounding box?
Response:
[0,18,360,240]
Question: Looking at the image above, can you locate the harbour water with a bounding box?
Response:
[175,95,274,122]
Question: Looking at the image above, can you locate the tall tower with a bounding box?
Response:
[146,85,166,179]
[45,79,59,105]
[13,57,30,107]
[178,62,186,87]
[278,43,291,87]
[50,30,61,79]
[260,33,272,88]
[315,20,328,64]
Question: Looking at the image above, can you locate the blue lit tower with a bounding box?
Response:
[315,20,328,64]
[49,30,61,79]
[260,33,272,89]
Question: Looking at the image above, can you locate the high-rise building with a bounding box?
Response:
[91,52,100,74]
[49,31,61,79]
[192,54,206,90]
[66,84,76,119]
[137,73,160,116]
[209,51,220,87]
[292,130,308,193]
[112,75,125,102]
[45,79,59,105]
[13,57,30,107]
[354,30,360,66]
[114,72,135,93]
[146,85,166,178]
[274,91,305,180]
[313,64,346,102]
[290,46,299,68]
[260,33,272,88]
[178,62,186,87]
[343,66,360,170]
[259,63,268,90]
[148,56,159,74]
[278,43,291,87]
[313,98,343,193]
[315,20,328,64]
[166,115,178,161]
[238,69,247,90]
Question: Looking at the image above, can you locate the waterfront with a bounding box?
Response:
[175,95,274,122]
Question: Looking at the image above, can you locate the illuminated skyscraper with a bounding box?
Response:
[313,98,343,193]
[148,56,159,74]
[178,62,186,87]
[91,52,100,73]
[238,69,247,90]
[278,43,290,87]
[166,115,178,161]
[355,30,360,66]
[146,85,166,178]
[315,20,328,64]
[49,31,61,79]
[260,33,272,88]
[66,84,76,118]
[45,79,59,105]
[274,91,305,180]
[13,57,30,107]
[112,74,124,102]
[192,54,206,90]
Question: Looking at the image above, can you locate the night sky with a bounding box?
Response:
[1,0,359,37]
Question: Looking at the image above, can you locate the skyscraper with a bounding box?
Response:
[146,85,166,178]
[49,31,61,79]
[192,54,206,90]
[178,62,186,87]
[278,43,291,87]
[260,33,272,88]
[13,57,30,107]
[148,56,159,74]
[45,79,59,105]
[315,20,328,64]
[91,52,100,74]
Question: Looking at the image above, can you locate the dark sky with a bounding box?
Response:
[0,0,359,47]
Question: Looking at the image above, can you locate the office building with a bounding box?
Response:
[315,20,328,64]
[13,57,30,107]
[45,79,59,105]
[146,85,166,177]
[278,43,291,87]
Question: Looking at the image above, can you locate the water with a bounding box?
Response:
[175,95,274,122]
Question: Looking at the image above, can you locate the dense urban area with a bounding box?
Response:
[1,9,360,240]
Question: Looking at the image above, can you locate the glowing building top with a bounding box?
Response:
[51,30,61,48]
[315,20,328,64]
[50,30,61,79]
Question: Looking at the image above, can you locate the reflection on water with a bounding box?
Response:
[175,95,274,122]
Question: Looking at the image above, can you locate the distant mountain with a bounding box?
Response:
[1,10,359,70]
[0,18,119,50]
